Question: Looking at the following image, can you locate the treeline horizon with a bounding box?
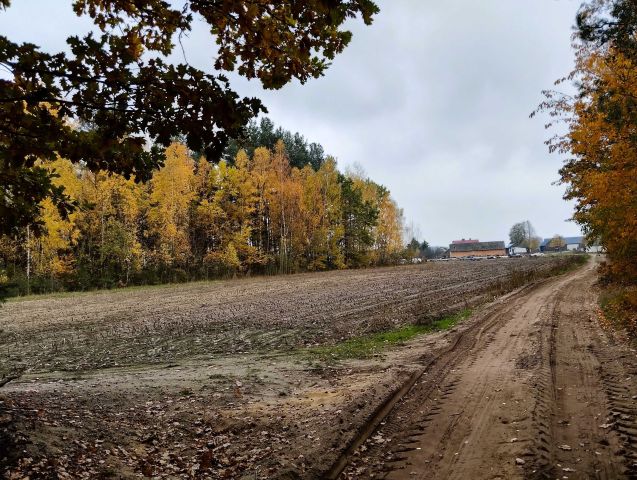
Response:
[0,128,406,297]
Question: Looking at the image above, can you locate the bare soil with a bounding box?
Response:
[0,258,562,373]
[341,258,637,479]
[2,257,633,479]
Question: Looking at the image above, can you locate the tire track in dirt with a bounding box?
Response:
[336,282,546,479]
[529,269,625,479]
[339,259,637,479]
[591,345,637,478]
[323,293,522,479]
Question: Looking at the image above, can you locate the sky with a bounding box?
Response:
[0,1,584,246]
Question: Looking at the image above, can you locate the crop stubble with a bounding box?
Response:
[1,258,570,374]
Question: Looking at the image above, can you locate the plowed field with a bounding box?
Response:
[2,256,614,480]
[2,257,568,373]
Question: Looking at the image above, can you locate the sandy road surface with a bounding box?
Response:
[343,259,637,479]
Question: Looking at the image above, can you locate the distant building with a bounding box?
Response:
[539,236,585,252]
[449,239,507,258]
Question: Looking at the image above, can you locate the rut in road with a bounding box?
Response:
[341,260,637,480]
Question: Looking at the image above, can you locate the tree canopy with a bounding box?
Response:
[0,0,379,235]
[0,138,406,296]
[576,0,637,60]
[509,220,540,252]
[547,235,566,250]
[539,0,637,284]
[223,117,326,170]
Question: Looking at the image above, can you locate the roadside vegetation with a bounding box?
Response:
[309,309,472,361]
[491,254,588,296]
[599,288,637,338]
[538,0,637,337]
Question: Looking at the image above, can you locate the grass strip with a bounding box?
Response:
[309,308,472,361]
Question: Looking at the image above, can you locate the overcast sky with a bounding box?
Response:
[1,1,583,246]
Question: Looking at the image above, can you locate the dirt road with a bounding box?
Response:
[342,259,637,479]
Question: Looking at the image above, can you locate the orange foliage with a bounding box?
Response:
[553,49,637,284]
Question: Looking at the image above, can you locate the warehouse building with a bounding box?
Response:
[449,239,507,258]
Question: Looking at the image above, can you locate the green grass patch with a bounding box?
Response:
[309,309,472,361]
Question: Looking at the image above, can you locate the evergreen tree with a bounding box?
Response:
[224,118,326,170]
[339,175,379,267]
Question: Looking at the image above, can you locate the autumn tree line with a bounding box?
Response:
[0,131,405,295]
[543,0,637,283]
[1,1,380,237]
[539,0,637,332]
